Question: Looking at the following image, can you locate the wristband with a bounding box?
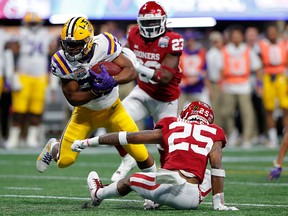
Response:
[211,168,226,177]
[118,131,128,145]
[273,160,281,168]
[88,136,99,146]
[135,64,155,80]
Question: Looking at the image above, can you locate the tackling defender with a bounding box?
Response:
[72,101,238,211]
[36,17,156,176]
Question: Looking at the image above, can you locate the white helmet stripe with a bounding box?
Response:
[66,17,80,37]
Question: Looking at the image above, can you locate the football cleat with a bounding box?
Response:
[36,138,58,173]
[87,171,103,206]
[111,154,137,182]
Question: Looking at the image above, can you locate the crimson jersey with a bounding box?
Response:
[155,117,227,183]
[127,25,183,102]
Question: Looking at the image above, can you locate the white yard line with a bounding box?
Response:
[0,194,287,208]
[0,174,287,187]
[3,187,43,190]
[0,174,109,181]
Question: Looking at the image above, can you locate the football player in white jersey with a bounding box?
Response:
[36,17,156,177]
[71,101,238,211]
[6,12,57,149]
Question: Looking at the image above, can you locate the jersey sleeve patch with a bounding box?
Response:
[102,32,118,55]
[51,51,73,75]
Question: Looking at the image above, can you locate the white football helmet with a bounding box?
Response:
[137,1,167,39]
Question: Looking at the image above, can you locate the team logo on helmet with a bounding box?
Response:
[180,101,214,124]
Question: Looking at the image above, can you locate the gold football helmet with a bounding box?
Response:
[23,11,42,24]
[61,17,94,62]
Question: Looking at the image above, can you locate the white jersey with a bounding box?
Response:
[51,32,122,111]
[17,27,51,76]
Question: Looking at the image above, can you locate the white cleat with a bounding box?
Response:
[87,171,103,206]
[36,138,58,173]
[111,154,137,182]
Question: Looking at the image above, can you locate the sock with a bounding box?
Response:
[141,162,156,172]
[268,128,278,143]
[97,182,121,199]
[26,126,39,147]
[6,126,21,148]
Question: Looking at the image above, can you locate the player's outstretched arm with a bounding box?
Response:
[71,129,162,152]
[209,141,239,211]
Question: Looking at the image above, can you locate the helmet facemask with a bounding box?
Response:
[61,37,91,62]
[61,17,94,62]
[137,15,166,39]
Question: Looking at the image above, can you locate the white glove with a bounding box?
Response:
[212,193,239,211]
[71,140,87,152]
[138,74,150,83]
[214,204,239,211]
[143,199,160,210]
[134,62,155,81]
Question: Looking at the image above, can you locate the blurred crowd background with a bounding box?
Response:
[1,0,288,150]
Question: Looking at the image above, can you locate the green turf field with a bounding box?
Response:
[0,146,287,216]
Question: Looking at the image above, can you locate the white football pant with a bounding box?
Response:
[130,169,212,210]
[122,85,178,123]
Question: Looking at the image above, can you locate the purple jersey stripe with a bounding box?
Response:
[102,33,112,55]
[113,35,118,53]
[55,52,73,74]
[51,55,66,75]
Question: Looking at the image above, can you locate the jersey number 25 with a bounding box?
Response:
[167,121,216,156]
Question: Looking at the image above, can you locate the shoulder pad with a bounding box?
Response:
[93,33,122,62]
[51,51,73,79]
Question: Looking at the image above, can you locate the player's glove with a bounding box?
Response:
[212,193,239,211]
[89,65,117,96]
[134,61,155,83]
[143,199,160,210]
[268,161,282,180]
[71,140,88,152]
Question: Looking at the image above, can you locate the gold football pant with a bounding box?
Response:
[12,74,48,114]
[57,98,149,168]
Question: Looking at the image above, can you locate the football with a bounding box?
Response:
[90,61,121,76]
